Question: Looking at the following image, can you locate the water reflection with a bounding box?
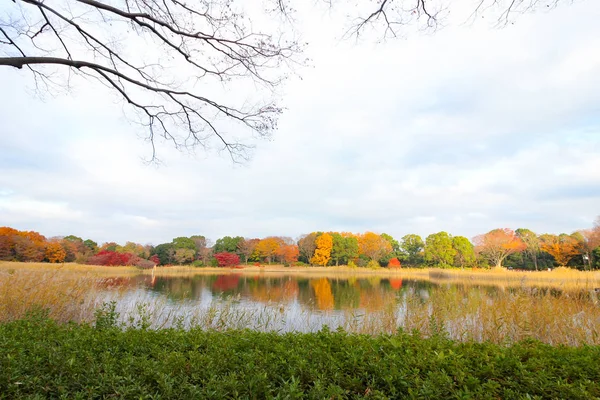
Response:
[101,273,459,312]
[96,272,600,344]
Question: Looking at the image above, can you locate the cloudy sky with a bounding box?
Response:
[1,0,599,245]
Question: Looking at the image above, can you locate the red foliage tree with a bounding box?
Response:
[387,257,401,269]
[214,252,240,267]
[87,250,134,266]
[149,255,160,266]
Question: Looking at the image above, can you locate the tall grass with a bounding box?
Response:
[0,266,99,323]
[2,262,600,345]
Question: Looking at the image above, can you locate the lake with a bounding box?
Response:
[95,271,600,345]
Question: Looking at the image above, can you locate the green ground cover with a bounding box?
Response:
[1,313,599,399]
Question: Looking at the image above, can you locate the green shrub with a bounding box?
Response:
[1,317,599,399]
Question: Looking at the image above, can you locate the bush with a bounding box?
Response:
[347,260,357,269]
[388,257,401,269]
[86,250,135,266]
[1,318,600,399]
[367,260,380,270]
[214,252,240,267]
[355,258,368,268]
[191,260,205,267]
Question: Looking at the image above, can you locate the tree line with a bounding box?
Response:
[1,217,599,270]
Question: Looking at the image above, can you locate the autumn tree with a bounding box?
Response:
[298,233,318,265]
[400,234,424,265]
[255,237,283,264]
[277,244,300,265]
[540,234,582,268]
[424,232,456,268]
[237,238,260,264]
[387,257,401,269]
[358,232,392,262]
[576,228,600,270]
[311,233,333,267]
[214,252,240,268]
[473,229,526,268]
[0,235,13,260]
[452,236,475,268]
[45,241,67,263]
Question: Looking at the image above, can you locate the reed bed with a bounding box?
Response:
[341,284,600,346]
[0,266,99,323]
[2,262,600,345]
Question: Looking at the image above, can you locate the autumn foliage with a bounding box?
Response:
[473,228,526,268]
[387,257,401,269]
[87,251,134,266]
[311,233,333,266]
[214,252,240,267]
[45,242,67,263]
[540,235,581,267]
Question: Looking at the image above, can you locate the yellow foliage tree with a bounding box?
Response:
[255,237,283,263]
[45,242,67,263]
[311,233,333,266]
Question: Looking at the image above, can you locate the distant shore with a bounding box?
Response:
[2,261,600,290]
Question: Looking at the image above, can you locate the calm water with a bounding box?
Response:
[94,272,600,343]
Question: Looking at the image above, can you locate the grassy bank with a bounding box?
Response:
[1,317,599,399]
[3,261,600,286]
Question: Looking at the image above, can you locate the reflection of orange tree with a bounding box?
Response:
[250,279,299,303]
[212,274,241,292]
[389,278,403,290]
[310,278,334,310]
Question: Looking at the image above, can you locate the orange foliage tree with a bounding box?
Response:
[45,242,67,263]
[540,234,582,267]
[387,257,401,269]
[473,228,526,268]
[358,232,392,261]
[277,244,299,264]
[311,233,333,266]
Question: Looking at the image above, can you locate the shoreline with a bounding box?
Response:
[2,261,600,289]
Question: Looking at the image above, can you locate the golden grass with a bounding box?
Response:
[345,284,600,346]
[2,261,600,345]
[0,265,99,323]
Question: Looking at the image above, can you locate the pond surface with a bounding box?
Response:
[96,272,600,344]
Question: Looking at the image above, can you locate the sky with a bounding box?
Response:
[0,0,599,245]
